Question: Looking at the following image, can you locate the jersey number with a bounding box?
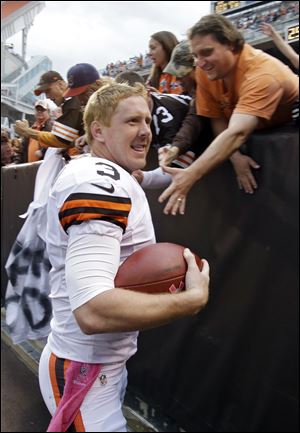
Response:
[153,107,174,135]
[96,162,120,180]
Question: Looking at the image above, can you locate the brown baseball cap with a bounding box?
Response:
[34,71,64,96]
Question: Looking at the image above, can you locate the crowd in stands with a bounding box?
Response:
[95,4,299,86]
[97,0,299,79]
[1,99,58,166]
[101,52,153,77]
[232,1,298,33]
[1,130,16,166]
[2,10,298,168]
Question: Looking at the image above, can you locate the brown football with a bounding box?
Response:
[115,242,202,294]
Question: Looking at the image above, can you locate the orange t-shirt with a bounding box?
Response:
[27,138,41,162]
[159,73,183,94]
[195,44,299,128]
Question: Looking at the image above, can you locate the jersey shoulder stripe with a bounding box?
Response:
[59,192,132,233]
[52,121,79,142]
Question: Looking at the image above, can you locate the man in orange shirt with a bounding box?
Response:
[158,14,299,215]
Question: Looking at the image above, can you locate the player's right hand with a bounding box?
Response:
[158,145,179,167]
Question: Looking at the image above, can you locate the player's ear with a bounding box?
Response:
[90,120,104,142]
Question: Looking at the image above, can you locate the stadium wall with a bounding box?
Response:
[128,123,299,432]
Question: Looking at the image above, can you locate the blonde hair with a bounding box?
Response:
[89,76,115,93]
[84,82,147,144]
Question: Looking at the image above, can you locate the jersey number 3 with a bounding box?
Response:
[96,162,120,180]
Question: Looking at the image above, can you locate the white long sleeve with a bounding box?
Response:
[141,167,172,189]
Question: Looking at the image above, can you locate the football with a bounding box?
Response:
[114,242,202,294]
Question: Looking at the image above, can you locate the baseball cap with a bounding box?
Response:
[34,99,49,110]
[163,40,194,78]
[34,71,63,96]
[64,63,100,97]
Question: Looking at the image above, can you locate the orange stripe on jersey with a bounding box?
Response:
[61,212,128,230]
[59,192,132,233]
[61,198,131,213]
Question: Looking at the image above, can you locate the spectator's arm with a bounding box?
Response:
[158,113,260,215]
[187,113,259,180]
[172,102,204,154]
[159,102,204,167]
[211,116,261,194]
[260,22,299,69]
[14,120,76,149]
[14,121,38,139]
[38,131,71,148]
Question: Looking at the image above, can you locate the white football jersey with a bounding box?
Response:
[46,155,156,363]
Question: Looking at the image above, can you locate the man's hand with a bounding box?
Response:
[183,249,209,311]
[259,22,276,37]
[230,151,260,194]
[132,169,144,184]
[158,166,196,215]
[74,134,89,153]
[14,120,30,138]
[158,145,179,167]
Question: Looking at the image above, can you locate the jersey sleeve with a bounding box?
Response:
[38,131,70,148]
[66,232,121,311]
[58,181,132,235]
[52,98,84,144]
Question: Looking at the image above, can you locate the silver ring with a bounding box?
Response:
[177,198,182,202]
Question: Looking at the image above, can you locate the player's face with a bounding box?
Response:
[100,96,152,173]
[191,34,237,81]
